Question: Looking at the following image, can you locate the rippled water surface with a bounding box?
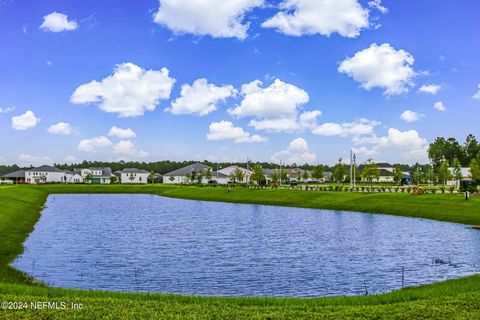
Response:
[14,194,480,297]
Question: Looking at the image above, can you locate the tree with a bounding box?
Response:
[470,152,480,181]
[296,171,302,181]
[464,134,480,165]
[196,173,204,184]
[250,164,265,185]
[228,172,236,183]
[128,173,135,182]
[438,160,452,186]
[148,171,156,184]
[361,159,380,182]
[393,164,403,185]
[452,157,462,188]
[85,173,93,184]
[280,169,288,183]
[311,165,324,181]
[110,176,118,184]
[332,159,348,185]
[302,170,310,182]
[234,167,245,183]
[205,168,212,181]
[270,170,280,185]
[412,166,422,186]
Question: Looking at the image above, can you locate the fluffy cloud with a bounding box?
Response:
[433,101,446,111]
[0,107,15,114]
[18,154,53,165]
[353,128,428,160]
[166,78,236,116]
[40,12,78,32]
[153,0,263,39]
[207,121,266,143]
[262,0,369,38]
[113,140,148,157]
[312,118,380,137]
[47,122,74,135]
[64,155,79,164]
[419,84,441,95]
[71,63,175,117]
[11,111,40,130]
[108,126,137,139]
[400,110,425,123]
[338,43,416,95]
[271,137,316,164]
[473,84,480,100]
[78,136,112,153]
[368,0,388,14]
[229,79,316,132]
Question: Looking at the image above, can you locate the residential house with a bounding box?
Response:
[218,166,253,183]
[73,167,113,184]
[25,165,69,184]
[116,168,149,184]
[447,167,472,187]
[2,170,26,184]
[163,163,228,184]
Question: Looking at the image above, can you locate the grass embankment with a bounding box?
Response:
[1,184,480,319]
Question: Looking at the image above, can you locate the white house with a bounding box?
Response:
[25,165,69,184]
[163,163,229,184]
[117,168,150,184]
[72,167,113,184]
[218,166,253,183]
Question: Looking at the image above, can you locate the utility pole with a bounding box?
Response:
[350,150,353,189]
[353,152,356,188]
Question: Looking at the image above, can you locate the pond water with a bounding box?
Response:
[13,194,480,297]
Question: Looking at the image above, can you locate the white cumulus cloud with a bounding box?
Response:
[64,155,79,164]
[418,84,441,95]
[400,110,425,123]
[113,140,148,157]
[108,126,137,139]
[262,0,370,38]
[47,122,74,135]
[11,111,40,130]
[368,0,388,14]
[207,121,266,143]
[338,43,416,96]
[229,79,315,132]
[433,101,446,111]
[18,154,53,165]
[312,118,380,137]
[71,63,175,117]
[78,136,112,153]
[40,12,78,32]
[166,78,236,116]
[473,84,480,100]
[271,137,316,165]
[0,107,15,114]
[153,0,263,39]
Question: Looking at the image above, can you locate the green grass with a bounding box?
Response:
[1,184,480,319]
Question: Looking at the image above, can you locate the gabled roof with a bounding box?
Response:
[2,170,25,178]
[117,168,150,174]
[26,165,65,173]
[164,163,211,176]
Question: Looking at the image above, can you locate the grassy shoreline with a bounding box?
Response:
[1,184,480,319]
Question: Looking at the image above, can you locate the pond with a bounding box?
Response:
[13,194,480,297]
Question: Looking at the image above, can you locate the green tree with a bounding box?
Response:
[470,152,480,181]
[128,173,135,182]
[196,172,204,184]
[438,160,452,186]
[234,168,245,183]
[332,159,348,185]
[250,164,265,185]
[311,165,324,181]
[270,170,280,185]
[85,173,93,184]
[361,159,380,182]
[302,170,310,182]
[280,169,288,183]
[393,164,403,185]
[296,171,302,181]
[205,168,212,181]
[148,171,156,184]
[464,134,480,164]
[452,157,462,188]
[110,176,118,184]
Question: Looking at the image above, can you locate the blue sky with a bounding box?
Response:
[0,0,479,166]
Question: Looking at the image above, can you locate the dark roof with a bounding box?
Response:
[377,163,393,168]
[164,163,211,176]
[379,169,394,176]
[117,168,150,174]
[26,165,64,173]
[2,170,25,178]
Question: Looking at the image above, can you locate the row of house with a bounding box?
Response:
[1,165,153,184]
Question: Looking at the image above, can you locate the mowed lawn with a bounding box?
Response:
[1,184,480,319]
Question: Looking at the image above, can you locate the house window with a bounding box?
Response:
[139,177,142,182]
